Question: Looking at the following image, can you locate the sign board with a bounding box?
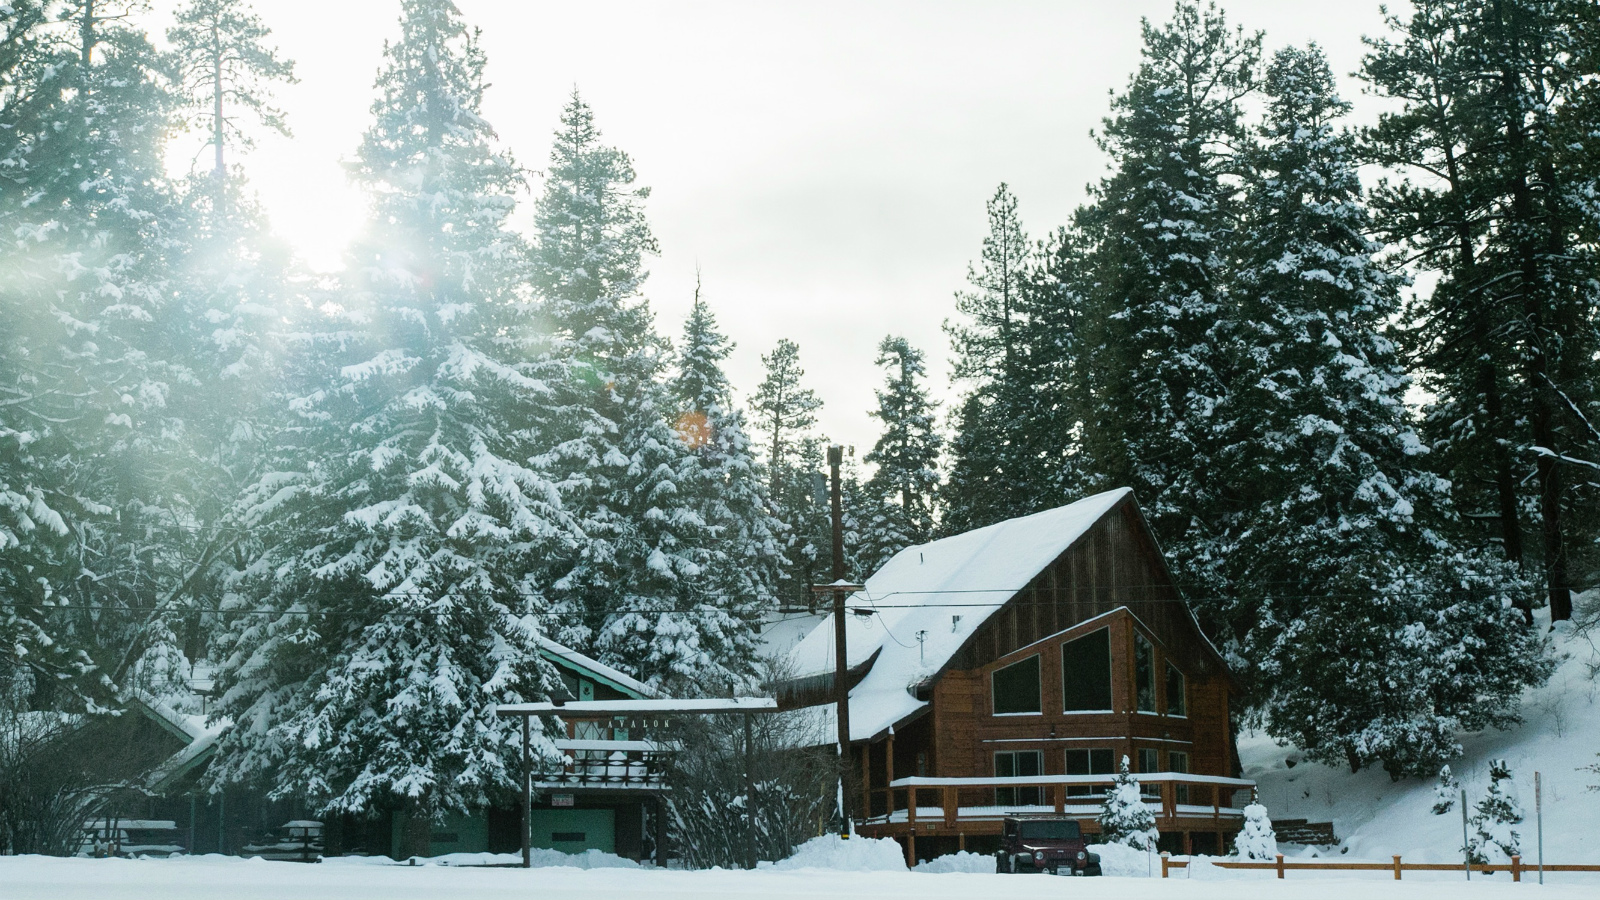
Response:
[551,794,575,808]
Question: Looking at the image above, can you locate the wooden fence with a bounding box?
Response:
[1160,853,1600,880]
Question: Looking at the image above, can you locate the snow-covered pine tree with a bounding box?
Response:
[663,284,781,691]
[942,183,1044,535]
[1234,800,1276,860]
[1467,760,1522,864]
[1432,765,1459,815]
[1098,755,1158,851]
[132,0,302,697]
[1071,0,1259,598]
[206,0,567,857]
[1363,0,1600,622]
[750,340,827,607]
[1224,45,1549,778]
[859,336,941,572]
[0,1,187,703]
[530,93,749,690]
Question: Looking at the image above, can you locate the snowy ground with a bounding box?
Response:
[1244,595,1600,866]
[3,853,1597,900]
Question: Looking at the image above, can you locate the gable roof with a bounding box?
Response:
[787,488,1135,742]
[538,636,655,699]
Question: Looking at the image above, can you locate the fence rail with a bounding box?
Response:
[1160,853,1600,881]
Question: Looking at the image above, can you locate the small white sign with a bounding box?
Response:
[551,794,575,808]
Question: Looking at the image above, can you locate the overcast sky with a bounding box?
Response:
[150,0,1397,456]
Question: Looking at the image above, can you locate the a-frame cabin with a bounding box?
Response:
[780,488,1253,862]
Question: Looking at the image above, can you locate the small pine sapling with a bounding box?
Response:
[1432,765,1459,815]
[1098,755,1158,851]
[1234,796,1277,860]
[1466,760,1523,865]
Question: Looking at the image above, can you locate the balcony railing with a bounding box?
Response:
[532,739,672,791]
[866,773,1255,830]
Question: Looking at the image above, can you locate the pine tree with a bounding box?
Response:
[1072,0,1260,591]
[1363,0,1600,621]
[1227,46,1549,778]
[1097,755,1158,851]
[168,0,295,190]
[750,338,823,495]
[206,0,567,856]
[663,284,781,691]
[1466,760,1522,864]
[942,184,1043,534]
[859,337,941,572]
[1432,765,1459,815]
[0,0,188,702]
[531,93,750,690]
[750,340,829,607]
[1234,799,1276,860]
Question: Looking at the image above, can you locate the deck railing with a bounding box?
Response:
[868,772,1255,829]
[532,739,672,791]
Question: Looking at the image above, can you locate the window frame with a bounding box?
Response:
[990,653,1043,716]
[994,749,1045,807]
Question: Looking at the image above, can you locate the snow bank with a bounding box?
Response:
[1092,841,1159,877]
[323,848,637,869]
[914,851,993,873]
[770,835,906,871]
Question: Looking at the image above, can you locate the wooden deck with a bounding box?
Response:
[860,772,1255,859]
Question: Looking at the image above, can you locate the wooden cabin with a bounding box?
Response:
[780,488,1252,862]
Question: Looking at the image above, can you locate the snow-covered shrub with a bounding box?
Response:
[1432,765,1459,815]
[1098,755,1158,851]
[1466,759,1522,864]
[1233,801,1277,860]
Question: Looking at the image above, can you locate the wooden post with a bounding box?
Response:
[1053,783,1065,814]
[861,739,871,821]
[958,832,966,852]
[1276,853,1285,879]
[943,787,956,829]
[521,716,531,868]
[744,713,756,870]
[1393,855,1402,880]
[907,829,916,867]
[1512,855,1521,882]
[827,444,852,836]
[1161,851,1171,878]
[655,795,669,868]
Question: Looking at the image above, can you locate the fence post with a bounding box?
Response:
[1161,851,1170,878]
[1511,855,1521,883]
[1276,853,1285,879]
[1393,855,1402,880]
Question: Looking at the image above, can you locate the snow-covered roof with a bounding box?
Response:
[787,488,1133,742]
[537,636,656,699]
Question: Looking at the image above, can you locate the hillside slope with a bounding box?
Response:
[1244,592,1599,864]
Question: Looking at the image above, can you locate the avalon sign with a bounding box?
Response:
[551,794,575,808]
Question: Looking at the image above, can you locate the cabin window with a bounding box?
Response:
[1169,750,1190,804]
[991,654,1041,715]
[1136,747,1160,797]
[1134,634,1156,712]
[1061,628,1112,712]
[995,750,1043,806]
[1166,662,1186,717]
[1065,747,1114,796]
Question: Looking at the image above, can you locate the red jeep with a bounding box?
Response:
[995,814,1102,875]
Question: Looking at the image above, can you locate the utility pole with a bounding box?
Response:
[812,445,863,839]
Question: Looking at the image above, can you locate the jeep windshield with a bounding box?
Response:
[1017,820,1080,841]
